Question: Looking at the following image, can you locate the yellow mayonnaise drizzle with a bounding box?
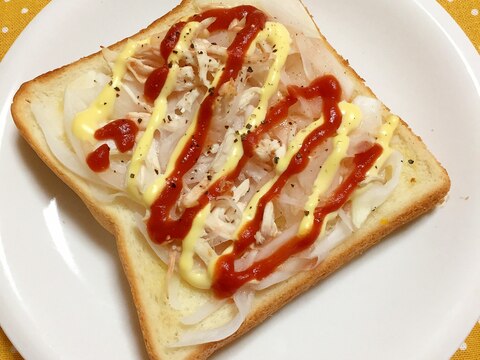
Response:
[144,21,292,204]
[142,68,224,205]
[179,204,212,289]
[72,38,150,141]
[73,16,400,291]
[208,22,291,186]
[367,114,399,177]
[127,22,203,203]
[298,102,362,236]
[349,114,400,228]
[177,22,291,284]
[237,116,324,235]
[239,22,291,136]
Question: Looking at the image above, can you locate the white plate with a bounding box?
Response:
[0,0,479,359]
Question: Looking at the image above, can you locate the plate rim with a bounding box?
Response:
[0,0,479,359]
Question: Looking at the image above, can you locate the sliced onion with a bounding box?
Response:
[295,33,354,99]
[171,290,254,347]
[181,299,228,325]
[31,100,93,180]
[309,218,352,267]
[350,151,403,228]
[254,225,297,262]
[234,249,258,272]
[253,257,315,290]
[134,213,169,265]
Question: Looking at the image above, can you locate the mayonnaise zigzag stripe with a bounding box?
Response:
[177,22,292,286]
[367,114,399,177]
[179,204,212,288]
[72,38,150,142]
[298,102,362,236]
[127,22,203,203]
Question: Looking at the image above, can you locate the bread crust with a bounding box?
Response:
[11,0,450,359]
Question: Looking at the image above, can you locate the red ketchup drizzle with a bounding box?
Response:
[144,6,261,102]
[144,22,188,102]
[212,143,382,298]
[141,6,385,298]
[94,119,139,152]
[146,6,267,243]
[86,119,138,172]
[145,76,338,244]
[144,66,170,103]
[86,144,110,172]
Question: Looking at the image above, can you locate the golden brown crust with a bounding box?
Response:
[11,0,450,359]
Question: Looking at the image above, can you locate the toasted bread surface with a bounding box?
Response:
[11,0,450,359]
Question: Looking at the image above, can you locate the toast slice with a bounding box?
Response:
[11,0,450,359]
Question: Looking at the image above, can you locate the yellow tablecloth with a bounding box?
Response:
[0,0,479,359]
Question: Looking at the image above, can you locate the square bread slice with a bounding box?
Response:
[11,0,450,359]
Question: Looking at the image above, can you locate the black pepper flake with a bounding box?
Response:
[190,43,194,49]
[224,125,229,129]
[234,139,238,143]
[198,51,204,55]
[170,182,177,188]
[240,133,247,141]
[247,66,253,73]
[168,62,173,68]
[273,49,278,53]
[137,118,143,124]
[167,115,172,122]
[154,169,159,175]
[116,93,120,98]
[211,42,217,45]
[103,102,107,105]
[304,211,310,216]
[114,86,120,92]
[130,174,135,179]
[291,184,295,188]
[108,80,113,86]
[408,159,415,164]
[207,175,212,181]
[288,121,293,125]
[246,123,252,129]
[173,50,178,54]
[274,156,279,164]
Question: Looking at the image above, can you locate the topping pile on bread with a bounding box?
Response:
[11,0,450,358]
